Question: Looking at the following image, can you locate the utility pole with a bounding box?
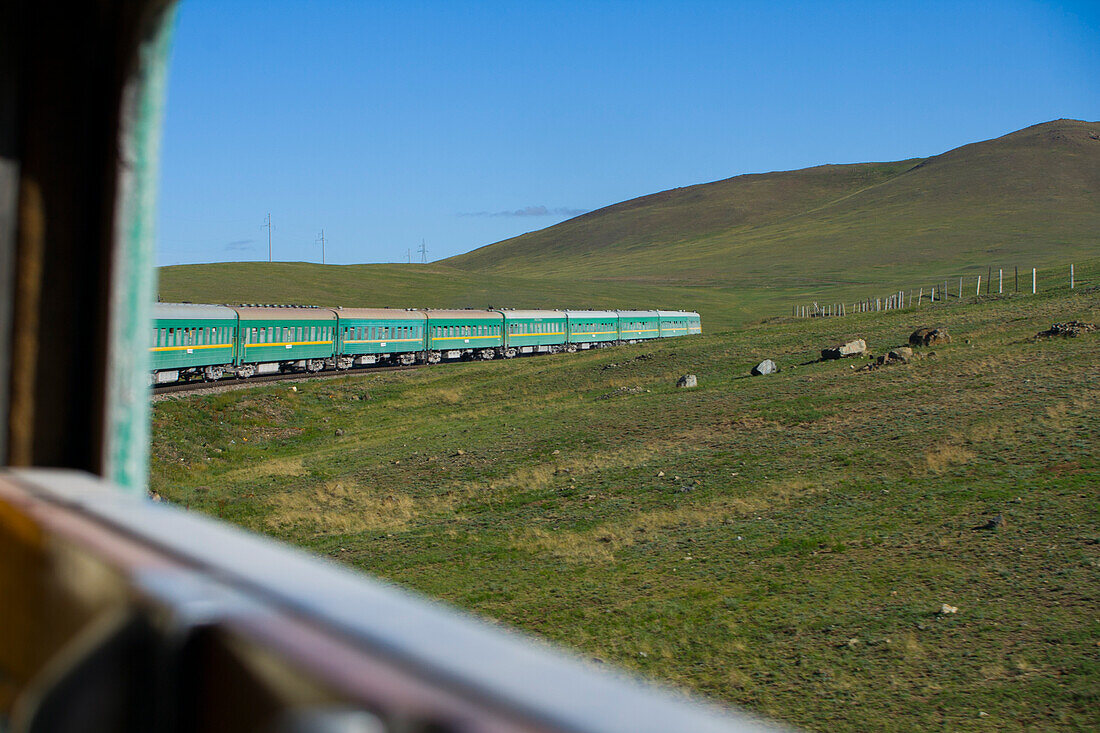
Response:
[317,229,326,265]
[262,213,273,262]
[418,239,427,264]
[406,248,411,264]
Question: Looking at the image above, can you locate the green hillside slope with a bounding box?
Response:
[446,119,1100,284]
[159,120,1099,330]
[152,273,1100,731]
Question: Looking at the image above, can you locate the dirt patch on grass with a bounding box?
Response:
[511,477,823,564]
[265,479,453,535]
[223,456,309,481]
[922,444,976,474]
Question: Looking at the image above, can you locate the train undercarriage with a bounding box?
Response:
[150,340,626,385]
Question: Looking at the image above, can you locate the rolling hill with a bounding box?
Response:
[445,119,1100,284]
[158,119,1099,329]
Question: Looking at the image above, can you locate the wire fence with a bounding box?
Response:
[791,264,1083,319]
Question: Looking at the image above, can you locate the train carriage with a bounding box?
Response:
[424,309,505,362]
[335,308,427,367]
[150,303,238,383]
[498,310,568,356]
[616,310,661,341]
[564,310,619,349]
[234,306,337,376]
[657,310,700,338]
[686,311,703,335]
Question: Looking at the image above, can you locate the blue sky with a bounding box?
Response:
[156,1,1099,266]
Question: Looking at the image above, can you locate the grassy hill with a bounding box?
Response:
[447,119,1100,284]
[158,119,1100,330]
[151,266,1100,731]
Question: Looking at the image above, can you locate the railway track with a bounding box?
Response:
[152,363,426,397]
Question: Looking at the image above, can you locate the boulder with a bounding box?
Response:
[821,339,867,360]
[751,359,778,376]
[887,346,914,363]
[676,374,698,389]
[1036,321,1096,338]
[909,327,951,347]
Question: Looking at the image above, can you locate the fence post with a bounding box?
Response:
[1070,264,1074,289]
[1015,267,1018,293]
[976,275,981,296]
[987,266,992,295]
[998,269,1002,294]
[1032,268,1036,294]
[958,277,962,299]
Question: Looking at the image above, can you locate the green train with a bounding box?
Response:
[151,304,702,384]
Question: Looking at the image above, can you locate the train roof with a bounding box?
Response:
[656,310,700,317]
[233,306,337,321]
[563,310,618,318]
[497,309,566,319]
[422,309,504,320]
[153,303,238,320]
[333,308,426,321]
[615,310,660,318]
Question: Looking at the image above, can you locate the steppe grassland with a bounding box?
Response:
[152,267,1100,732]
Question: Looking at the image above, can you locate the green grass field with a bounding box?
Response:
[150,263,1100,731]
